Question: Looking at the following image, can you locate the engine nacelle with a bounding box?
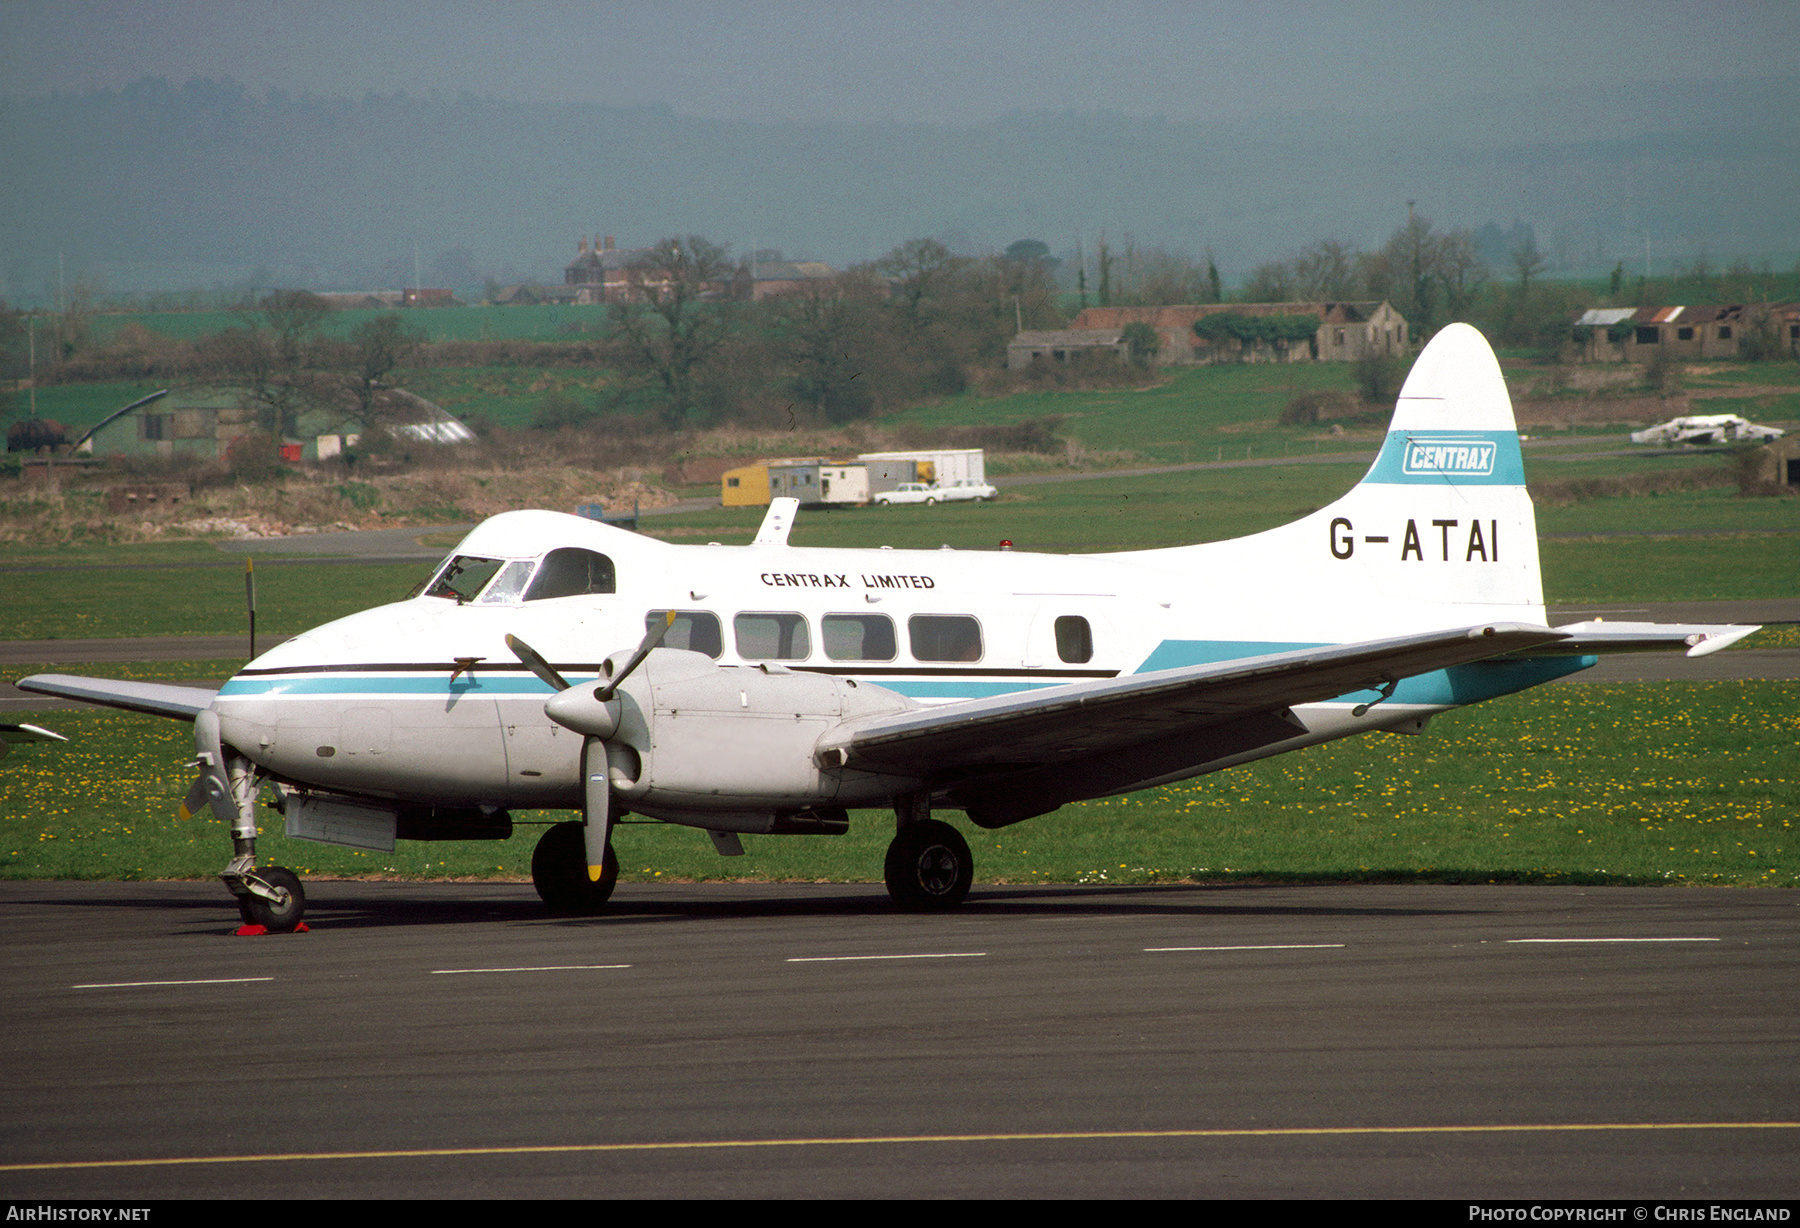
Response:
[604,649,918,815]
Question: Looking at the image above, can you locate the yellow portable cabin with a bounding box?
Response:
[721,463,772,507]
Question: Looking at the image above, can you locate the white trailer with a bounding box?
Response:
[857,449,986,493]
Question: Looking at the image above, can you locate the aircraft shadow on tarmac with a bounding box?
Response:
[33,880,1484,936]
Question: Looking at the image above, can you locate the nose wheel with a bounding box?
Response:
[235,866,306,932]
[885,818,973,909]
[532,821,620,914]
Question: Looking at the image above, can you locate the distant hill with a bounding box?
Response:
[3,74,1797,299]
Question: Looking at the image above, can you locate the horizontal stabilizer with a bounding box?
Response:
[15,674,218,721]
[1545,621,1762,658]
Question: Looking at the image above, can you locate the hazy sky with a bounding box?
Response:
[5,0,1798,126]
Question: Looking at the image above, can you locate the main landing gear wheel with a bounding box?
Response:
[532,821,620,914]
[238,866,306,932]
[885,819,973,910]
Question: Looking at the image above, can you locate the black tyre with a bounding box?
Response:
[532,821,619,914]
[884,819,973,909]
[239,866,306,932]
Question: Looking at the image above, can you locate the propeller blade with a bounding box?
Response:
[506,634,569,692]
[596,610,677,702]
[582,738,610,882]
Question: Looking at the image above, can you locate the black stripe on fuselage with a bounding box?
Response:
[233,662,1121,681]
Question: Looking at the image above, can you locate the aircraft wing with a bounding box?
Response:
[820,623,1570,781]
[14,674,218,721]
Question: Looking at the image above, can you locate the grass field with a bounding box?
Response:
[1,556,428,640]
[890,364,1362,466]
[88,303,606,346]
[3,682,1790,889]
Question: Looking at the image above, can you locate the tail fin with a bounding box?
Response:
[1143,323,1544,644]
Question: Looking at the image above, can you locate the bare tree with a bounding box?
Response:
[260,290,334,367]
[1290,240,1363,301]
[1240,260,1298,303]
[874,238,963,332]
[346,313,426,420]
[1365,212,1488,339]
[192,290,339,449]
[1510,233,1547,296]
[1123,247,1213,305]
[606,236,745,429]
[766,271,884,424]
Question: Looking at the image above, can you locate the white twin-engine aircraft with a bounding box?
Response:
[21,325,1759,930]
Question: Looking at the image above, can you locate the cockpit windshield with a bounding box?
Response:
[474,559,535,604]
[423,555,507,604]
[422,548,617,605]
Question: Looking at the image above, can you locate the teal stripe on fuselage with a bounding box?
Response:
[217,640,1597,709]
[220,672,1065,703]
[1138,639,1596,706]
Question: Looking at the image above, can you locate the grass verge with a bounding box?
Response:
[4,682,1791,888]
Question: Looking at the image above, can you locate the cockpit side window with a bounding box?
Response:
[424,555,505,604]
[523,548,616,601]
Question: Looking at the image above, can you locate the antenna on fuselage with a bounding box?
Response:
[245,558,256,661]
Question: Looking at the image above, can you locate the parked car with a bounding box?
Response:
[873,482,942,505]
[939,478,998,502]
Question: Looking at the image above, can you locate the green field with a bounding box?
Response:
[11,380,171,435]
[87,303,606,346]
[890,364,1363,465]
[3,683,1790,888]
[1,556,429,641]
[403,366,617,430]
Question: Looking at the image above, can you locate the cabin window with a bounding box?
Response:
[1635,327,1659,344]
[1054,616,1093,663]
[424,555,506,603]
[909,615,983,663]
[475,559,535,604]
[647,610,722,658]
[1677,326,1694,341]
[523,548,615,601]
[735,612,811,661]
[822,614,897,662]
[1718,326,1732,340]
